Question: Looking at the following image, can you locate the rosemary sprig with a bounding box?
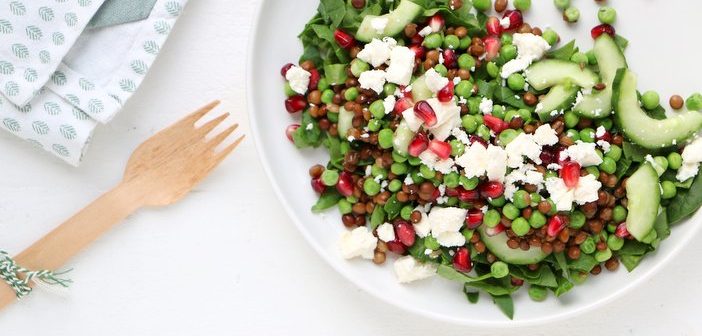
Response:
[0,250,71,299]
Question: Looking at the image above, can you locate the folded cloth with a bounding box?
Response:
[0,0,188,165]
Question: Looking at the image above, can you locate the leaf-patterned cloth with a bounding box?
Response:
[0,0,188,165]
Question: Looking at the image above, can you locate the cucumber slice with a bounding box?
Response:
[612,68,702,149]
[478,225,548,265]
[356,0,423,42]
[573,35,627,119]
[337,107,354,138]
[525,60,599,91]
[411,74,434,102]
[393,120,415,155]
[536,83,579,121]
[625,163,661,241]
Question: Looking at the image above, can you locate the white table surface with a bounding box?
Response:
[0,1,700,335]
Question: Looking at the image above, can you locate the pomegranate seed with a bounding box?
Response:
[429,139,451,159]
[486,16,503,36]
[465,209,484,229]
[560,161,581,189]
[311,177,325,193]
[408,132,429,157]
[442,49,457,68]
[453,247,472,272]
[458,188,480,203]
[334,29,355,49]
[484,223,506,236]
[502,10,523,30]
[596,130,612,143]
[445,187,460,197]
[285,95,307,113]
[430,188,441,201]
[336,172,354,197]
[483,114,508,134]
[386,240,407,255]
[469,135,488,148]
[395,220,416,247]
[285,124,300,143]
[591,24,616,39]
[428,14,445,32]
[308,68,320,90]
[547,215,569,237]
[399,85,414,99]
[539,147,556,165]
[480,181,505,199]
[394,97,414,115]
[414,100,438,127]
[511,277,525,286]
[615,223,630,238]
[437,81,455,103]
[280,63,294,77]
[483,36,501,61]
[411,34,424,45]
[409,44,426,59]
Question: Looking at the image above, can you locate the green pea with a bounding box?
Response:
[461,115,478,134]
[398,204,413,220]
[511,217,531,236]
[661,181,677,199]
[501,44,518,61]
[595,248,612,263]
[607,235,624,251]
[607,223,617,234]
[423,33,443,49]
[484,209,501,228]
[599,157,617,174]
[350,59,370,77]
[654,156,669,172]
[455,80,473,99]
[424,235,441,250]
[477,124,491,140]
[529,211,547,228]
[641,91,660,110]
[541,28,559,46]
[612,205,627,222]
[340,141,351,155]
[586,49,598,65]
[370,100,386,119]
[564,111,580,128]
[553,0,570,10]
[459,37,471,50]
[512,190,531,209]
[443,35,460,50]
[579,128,596,143]
[321,89,335,104]
[491,261,510,278]
[458,54,476,70]
[284,82,297,97]
[449,140,465,157]
[363,178,382,196]
[344,87,359,101]
[320,169,339,186]
[498,129,519,146]
[444,172,460,188]
[564,7,580,22]
[605,145,622,161]
[502,203,520,220]
[383,83,397,97]
[338,199,352,214]
[472,0,492,11]
[597,6,617,24]
[468,97,482,114]
[391,162,408,175]
[565,129,580,141]
[548,200,558,216]
[503,110,519,122]
[585,166,600,177]
[686,93,702,111]
[501,33,513,45]
[317,77,330,92]
[408,156,422,166]
[460,176,480,190]
[569,210,586,229]
[507,73,526,91]
[668,152,683,170]
[514,0,531,11]
[580,237,596,254]
[419,164,436,179]
[486,62,499,78]
[392,151,407,163]
[530,193,541,205]
[570,52,588,65]
[378,129,394,149]
[434,64,448,77]
[346,195,358,204]
[517,108,531,121]
[489,196,507,207]
[388,179,402,192]
[529,285,548,302]
[492,105,506,119]
[368,119,382,132]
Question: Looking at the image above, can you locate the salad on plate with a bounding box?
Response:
[280,0,702,318]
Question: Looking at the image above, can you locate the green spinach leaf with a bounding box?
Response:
[491,295,514,320]
[547,40,577,61]
[668,172,702,225]
[312,189,342,212]
[318,0,347,28]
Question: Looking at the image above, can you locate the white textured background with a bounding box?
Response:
[0,1,700,335]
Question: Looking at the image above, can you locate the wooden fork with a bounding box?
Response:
[0,100,243,310]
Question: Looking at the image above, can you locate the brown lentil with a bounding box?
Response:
[541,241,553,254]
[605,257,620,271]
[537,201,552,214]
[567,246,581,260]
[594,82,607,91]
[517,23,532,34]
[309,164,325,178]
[454,26,468,38]
[494,0,508,12]
[372,251,386,264]
[474,241,486,253]
[342,214,356,228]
[591,265,602,275]
[523,92,538,106]
[670,95,684,109]
[300,60,315,71]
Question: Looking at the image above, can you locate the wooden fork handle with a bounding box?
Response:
[0,181,142,310]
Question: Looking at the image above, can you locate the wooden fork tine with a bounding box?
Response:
[210,135,245,166]
[197,113,231,136]
[206,123,239,150]
[179,100,221,126]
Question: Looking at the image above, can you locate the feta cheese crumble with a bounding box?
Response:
[338,227,378,260]
[533,124,559,146]
[677,137,702,182]
[419,150,457,174]
[455,143,508,182]
[424,68,450,92]
[501,33,551,78]
[385,46,415,86]
[383,95,396,114]
[564,141,604,167]
[394,256,437,283]
[545,174,602,211]
[418,26,433,37]
[357,38,395,68]
[376,223,396,242]
[428,207,468,247]
[370,17,388,34]
[358,70,387,93]
[285,65,311,94]
[479,98,493,114]
[505,133,542,168]
[412,207,431,237]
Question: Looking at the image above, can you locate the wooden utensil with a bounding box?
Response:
[0,100,243,310]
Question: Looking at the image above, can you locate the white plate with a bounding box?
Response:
[247,0,702,326]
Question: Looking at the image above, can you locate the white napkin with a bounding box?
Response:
[0,0,188,165]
